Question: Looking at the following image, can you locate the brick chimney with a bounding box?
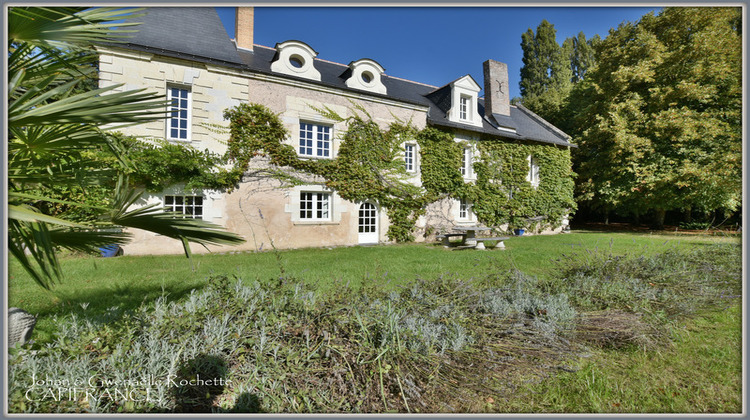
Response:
[235,7,254,51]
[483,60,510,117]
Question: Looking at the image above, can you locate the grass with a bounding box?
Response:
[497,305,742,413]
[6,230,742,413]
[8,230,737,344]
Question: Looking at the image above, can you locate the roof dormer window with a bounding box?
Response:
[459,95,471,121]
[344,58,387,95]
[270,40,321,81]
[447,75,482,127]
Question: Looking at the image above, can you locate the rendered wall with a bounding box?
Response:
[98,48,432,255]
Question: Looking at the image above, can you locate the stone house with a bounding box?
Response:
[97,7,575,255]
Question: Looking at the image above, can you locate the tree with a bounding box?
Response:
[519,20,574,126]
[564,32,601,84]
[8,7,245,289]
[572,7,742,227]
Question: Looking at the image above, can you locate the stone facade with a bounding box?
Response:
[98,47,435,255]
[98,7,575,255]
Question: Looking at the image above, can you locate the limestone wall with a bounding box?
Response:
[98,48,433,255]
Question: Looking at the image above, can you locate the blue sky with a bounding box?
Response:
[216,6,659,99]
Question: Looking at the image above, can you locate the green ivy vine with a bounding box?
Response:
[222,103,576,240]
[121,102,576,241]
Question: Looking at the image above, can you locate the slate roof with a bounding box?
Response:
[114,7,574,148]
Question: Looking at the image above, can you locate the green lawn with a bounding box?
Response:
[6,229,742,413]
[8,230,737,344]
[497,305,743,413]
[8,230,734,314]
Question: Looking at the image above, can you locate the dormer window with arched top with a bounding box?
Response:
[448,75,482,127]
[344,59,387,95]
[270,40,321,81]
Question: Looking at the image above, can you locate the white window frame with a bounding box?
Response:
[458,198,475,222]
[166,85,192,141]
[299,191,331,221]
[299,122,332,158]
[404,143,417,172]
[164,194,204,219]
[459,95,471,121]
[527,155,540,187]
[461,146,474,179]
[448,76,482,127]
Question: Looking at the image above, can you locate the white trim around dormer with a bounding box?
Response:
[345,59,387,95]
[248,72,429,113]
[270,40,322,82]
[448,75,482,128]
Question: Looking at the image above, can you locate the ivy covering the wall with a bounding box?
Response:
[125,102,576,241]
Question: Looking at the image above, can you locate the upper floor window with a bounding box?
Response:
[446,75,482,127]
[167,86,191,141]
[461,147,473,179]
[528,155,540,187]
[299,192,331,221]
[404,144,416,172]
[459,95,470,121]
[164,195,203,219]
[299,123,331,158]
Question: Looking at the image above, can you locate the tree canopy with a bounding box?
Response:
[572,7,742,226]
[519,20,600,131]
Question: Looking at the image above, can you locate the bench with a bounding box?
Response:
[473,236,510,250]
[436,233,466,247]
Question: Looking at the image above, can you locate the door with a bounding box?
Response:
[358,202,379,244]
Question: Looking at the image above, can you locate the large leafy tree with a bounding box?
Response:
[563,32,601,84]
[519,20,574,127]
[8,7,245,289]
[572,7,742,226]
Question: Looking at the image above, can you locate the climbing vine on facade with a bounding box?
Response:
[125,102,576,241]
[222,103,576,240]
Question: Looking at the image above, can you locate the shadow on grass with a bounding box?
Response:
[27,280,209,344]
[170,354,263,413]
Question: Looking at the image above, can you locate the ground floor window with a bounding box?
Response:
[164,195,203,219]
[458,198,474,221]
[299,192,331,220]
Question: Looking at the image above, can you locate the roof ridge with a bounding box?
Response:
[386,75,438,89]
[515,104,572,141]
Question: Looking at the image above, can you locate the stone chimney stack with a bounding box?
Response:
[235,7,254,51]
[483,59,511,117]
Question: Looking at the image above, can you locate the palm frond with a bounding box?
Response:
[49,228,132,254]
[109,187,245,249]
[8,204,84,228]
[7,7,246,289]
[9,79,169,127]
[8,7,145,46]
[8,219,64,290]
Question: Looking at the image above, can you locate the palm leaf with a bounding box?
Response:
[8,7,144,46]
[8,204,84,228]
[8,219,64,290]
[7,7,246,289]
[109,186,245,249]
[48,228,132,254]
[9,80,169,127]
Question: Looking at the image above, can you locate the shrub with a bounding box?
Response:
[8,244,741,413]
